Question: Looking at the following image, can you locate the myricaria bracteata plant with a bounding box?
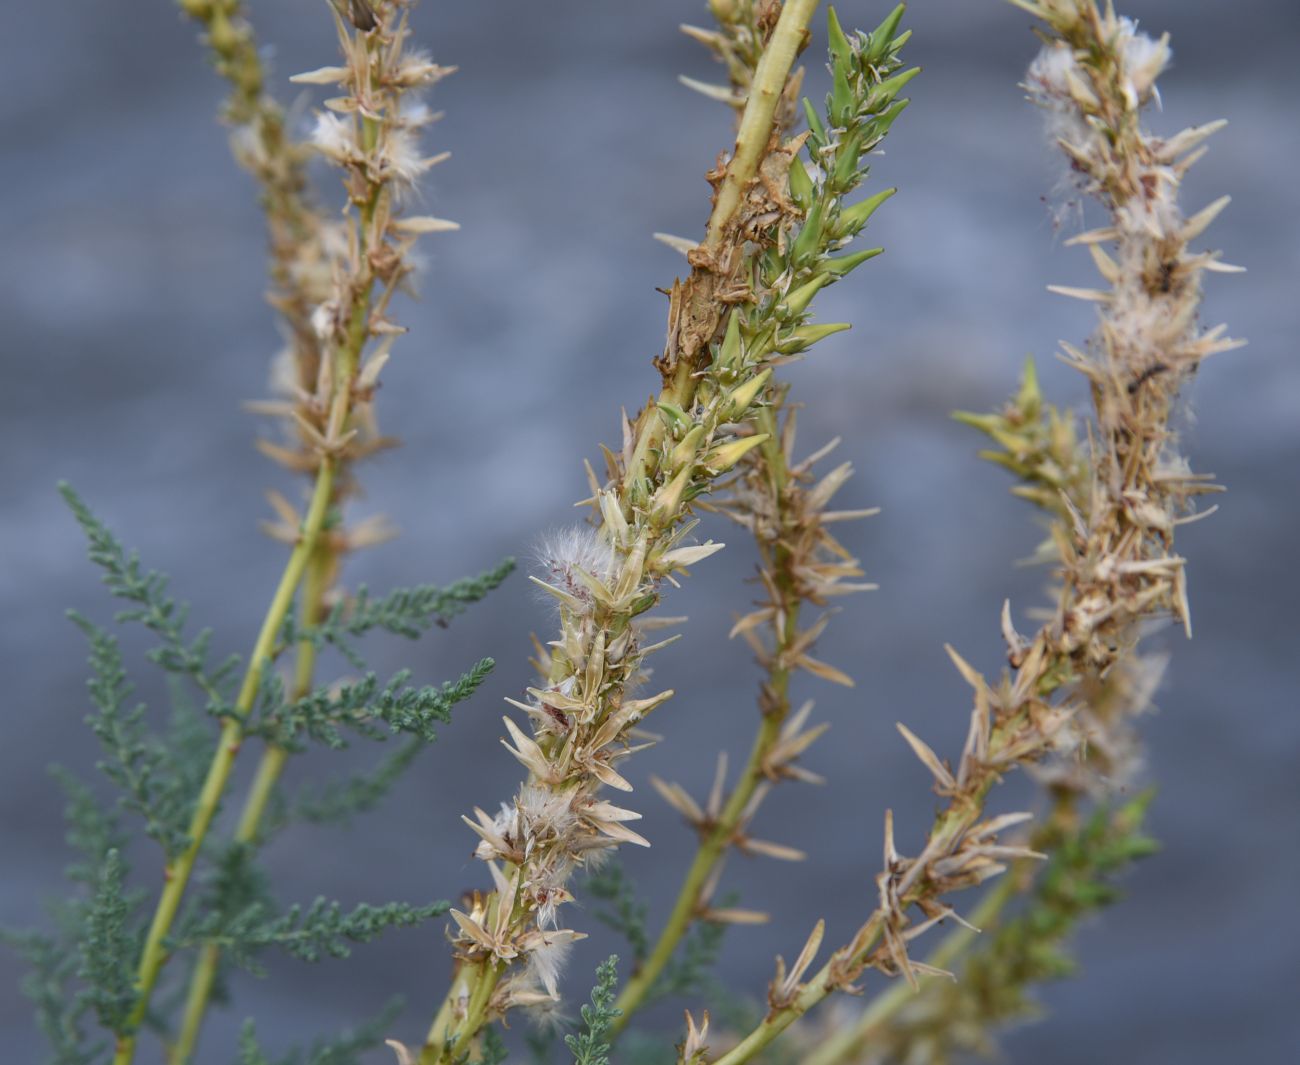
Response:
[3,2,1241,1065]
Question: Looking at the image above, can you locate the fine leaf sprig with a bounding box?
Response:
[176,898,450,971]
[285,560,515,671]
[60,483,237,711]
[0,925,104,1065]
[565,957,622,1065]
[68,613,196,860]
[244,658,495,750]
[78,850,140,1035]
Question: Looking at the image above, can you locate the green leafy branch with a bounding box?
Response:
[0,925,102,1065]
[566,956,622,1065]
[286,559,515,669]
[612,5,917,1029]
[68,613,199,859]
[953,357,1090,522]
[244,658,494,750]
[754,4,917,319]
[177,895,449,972]
[60,484,237,709]
[79,850,139,1034]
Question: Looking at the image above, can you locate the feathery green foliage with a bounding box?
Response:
[78,849,138,1034]
[286,560,514,669]
[59,483,237,708]
[180,894,449,970]
[69,612,195,858]
[178,842,446,974]
[0,926,102,1065]
[51,767,128,891]
[0,829,142,1062]
[525,1029,558,1065]
[7,484,505,1062]
[341,562,516,636]
[467,1026,510,1065]
[183,843,277,976]
[566,956,622,1065]
[245,658,494,750]
[650,906,731,1005]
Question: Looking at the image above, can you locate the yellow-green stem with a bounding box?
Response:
[167,543,333,1064]
[706,0,820,252]
[613,408,799,1028]
[112,461,336,1065]
[420,957,501,1065]
[711,786,997,1065]
[130,110,377,1063]
[800,873,1019,1065]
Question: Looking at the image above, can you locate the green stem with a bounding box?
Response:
[112,461,336,1065]
[420,957,501,1065]
[706,0,820,252]
[166,544,333,1064]
[126,110,377,1065]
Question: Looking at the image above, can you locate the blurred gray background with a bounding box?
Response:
[2,1,1297,1062]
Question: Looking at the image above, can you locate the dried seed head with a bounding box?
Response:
[534,526,617,611]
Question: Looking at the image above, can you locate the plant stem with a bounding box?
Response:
[112,461,336,1065]
[613,408,800,1027]
[710,776,998,1065]
[706,0,818,252]
[122,120,378,1059]
[167,543,334,1064]
[160,133,382,1062]
[799,874,1019,1065]
[420,956,500,1065]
